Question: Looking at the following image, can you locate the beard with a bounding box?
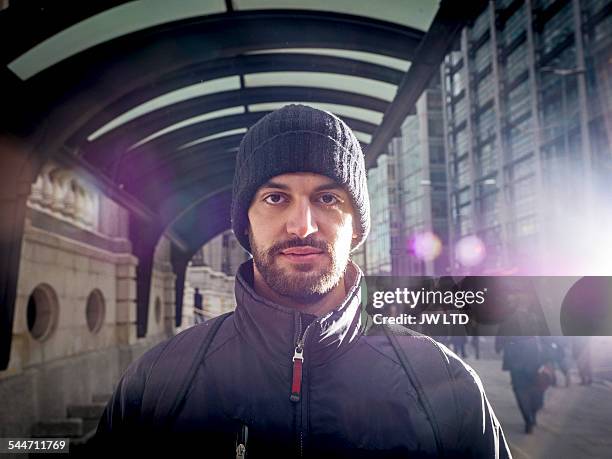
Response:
[248,231,352,304]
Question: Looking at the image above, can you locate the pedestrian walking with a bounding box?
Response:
[471,335,480,360]
[193,287,204,324]
[572,336,593,385]
[495,335,543,434]
[451,335,468,358]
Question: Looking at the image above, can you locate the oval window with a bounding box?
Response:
[86,289,105,333]
[26,284,59,341]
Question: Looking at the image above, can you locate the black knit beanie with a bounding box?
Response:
[231,104,370,254]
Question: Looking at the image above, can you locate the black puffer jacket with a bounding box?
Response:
[93,260,511,458]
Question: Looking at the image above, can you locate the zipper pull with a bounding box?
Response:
[236,424,248,459]
[290,345,304,402]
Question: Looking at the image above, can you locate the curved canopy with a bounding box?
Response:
[0,0,486,256]
[0,0,489,345]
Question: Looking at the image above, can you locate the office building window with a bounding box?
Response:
[474,40,492,74]
[502,6,526,45]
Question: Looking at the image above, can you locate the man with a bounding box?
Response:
[495,293,549,434]
[193,287,204,324]
[93,104,510,458]
[572,336,593,385]
[495,334,543,434]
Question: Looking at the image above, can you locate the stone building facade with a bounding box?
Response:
[0,162,177,440]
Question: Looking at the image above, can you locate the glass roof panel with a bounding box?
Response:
[354,132,373,144]
[233,0,438,30]
[249,102,373,143]
[129,106,246,149]
[87,76,241,141]
[247,48,410,72]
[248,102,383,125]
[8,0,226,80]
[244,72,396,102]
[178,128,248,150]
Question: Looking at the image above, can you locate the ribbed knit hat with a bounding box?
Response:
[231,104,370,254]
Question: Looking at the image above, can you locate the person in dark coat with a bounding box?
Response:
[450,334,468,358]
[495,290,550,434]
[193,287,204,324]
[93,105,510,458]
[572,336,593,385]
[543,337,570,387]
[495,335,542,434]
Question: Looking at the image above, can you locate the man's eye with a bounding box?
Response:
[264,194,286,204]
[319,194,339,205]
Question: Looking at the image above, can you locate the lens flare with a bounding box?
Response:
[455,235,486,267]
[408,232,442,261]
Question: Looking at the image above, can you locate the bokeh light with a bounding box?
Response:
[455,235,486,267]
[408,231,442,261]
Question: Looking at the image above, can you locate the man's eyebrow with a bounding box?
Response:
[257,181,345,193]
[258,181,290,191]
[313,183,345,193]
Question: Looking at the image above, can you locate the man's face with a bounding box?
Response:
[247,172,358,303]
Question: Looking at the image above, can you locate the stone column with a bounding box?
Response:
[115,255,138,344]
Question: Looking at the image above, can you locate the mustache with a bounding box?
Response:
[269,236,330,255]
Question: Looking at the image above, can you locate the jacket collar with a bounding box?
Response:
[233,258,366,367]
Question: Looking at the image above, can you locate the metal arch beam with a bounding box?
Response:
[138,152,238,218]
[123,112,269,183]
[8,10,422,159]
[157,164,240,217]
[161,134,244,165]
[155,169,239,221]
[0,1,133,63]
[167,188,235,257]
[85,86,388,151]
[149,113,376,155]
[118,112,377,187]
[2,9,422,72]
[84,87,388,173]
[164,183,234,235]
[138,127,369,216]
[168,186,233,327]
[123,109,376,210]
[117,135,240,203]
[365,0,489,168]
[69,52,403,147]
[138,181,237,329]
[130,110,376,161]
[166,187,234,328]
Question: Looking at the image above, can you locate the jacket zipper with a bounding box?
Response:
[235,424,248,459]
[290,314,320,457]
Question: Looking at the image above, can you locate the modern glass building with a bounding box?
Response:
[365,150,399,275]
[396,85,449,276]
[440,0,612,274]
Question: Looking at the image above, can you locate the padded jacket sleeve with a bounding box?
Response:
[91,340,170,448]
[448,352,512,458]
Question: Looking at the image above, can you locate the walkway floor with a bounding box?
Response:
[467,356,612,459]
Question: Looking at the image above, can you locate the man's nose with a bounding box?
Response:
[286,199,318,239]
